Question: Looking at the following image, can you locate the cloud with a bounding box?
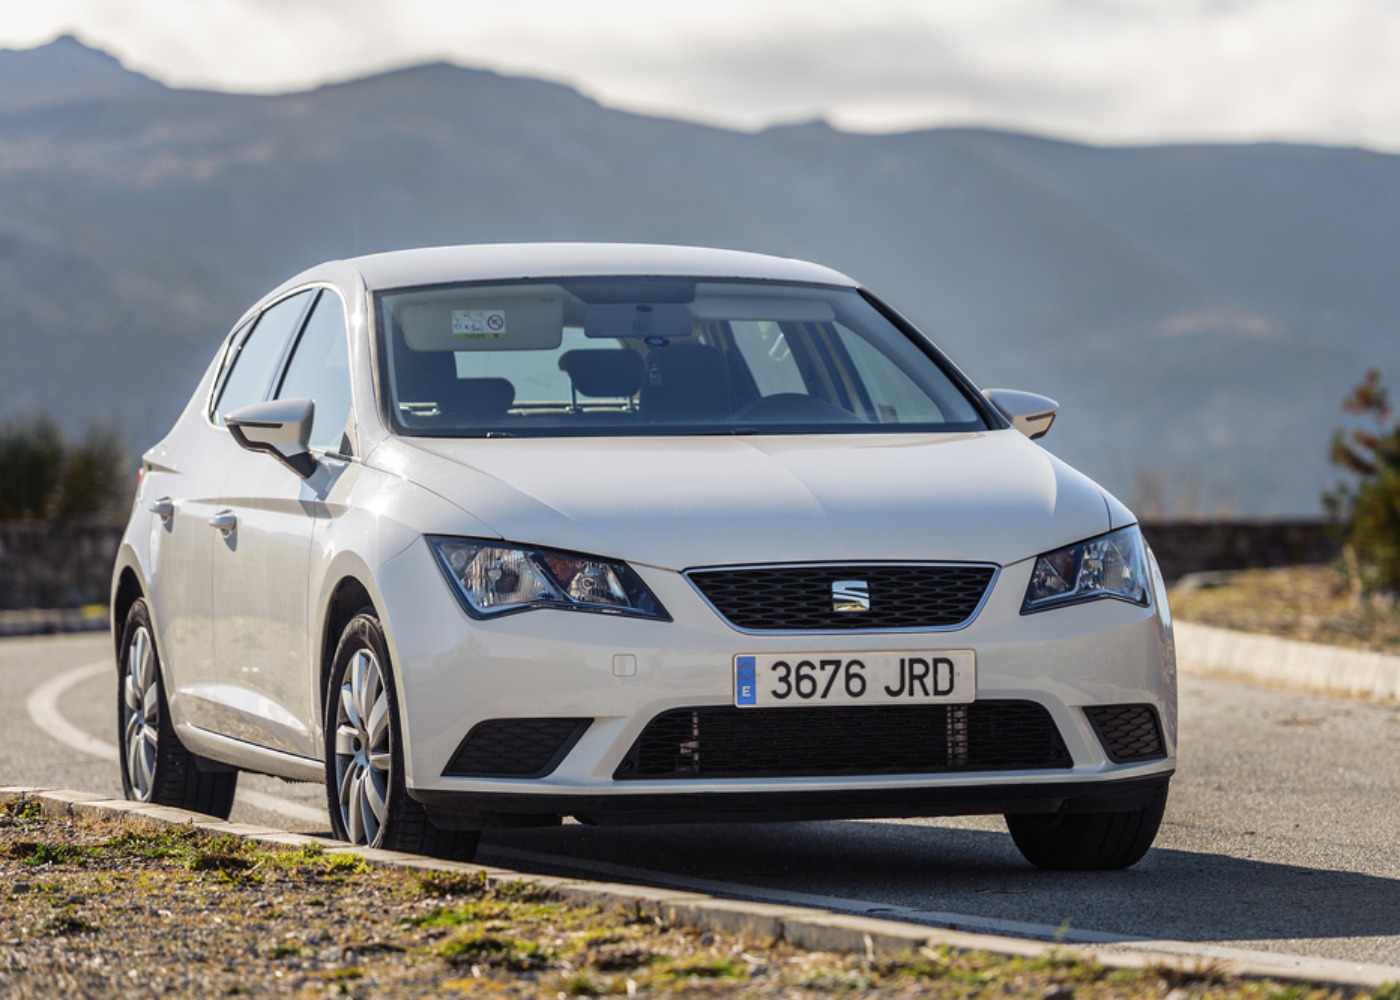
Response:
[3,0,1399,150]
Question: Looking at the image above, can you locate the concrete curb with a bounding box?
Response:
[0,610,108,638]
[4,786,1397,991]
[1176,620,1400,704]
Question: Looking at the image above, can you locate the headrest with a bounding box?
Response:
[451,377,515,415]
[557,349,645,398]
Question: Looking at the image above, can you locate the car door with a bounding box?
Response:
[210,288,353,759]
[142,323,252,733]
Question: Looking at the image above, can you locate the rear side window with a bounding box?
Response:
[212,290,313,425]
[275,290,352,452]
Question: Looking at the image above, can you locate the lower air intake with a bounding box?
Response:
[613,701,1070,779]
[443,717,591,778]
[1083,704,1167,763]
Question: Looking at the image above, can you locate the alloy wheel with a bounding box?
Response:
[333,647,393,846]
[121,625,160,801]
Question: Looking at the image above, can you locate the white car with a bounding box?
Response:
[111,243,1176,869]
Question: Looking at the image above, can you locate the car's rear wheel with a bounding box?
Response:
[117,599,238,818]
[325,611,480,861]
[1004,782,1168,870]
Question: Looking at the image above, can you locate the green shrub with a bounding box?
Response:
[0,414,127,522]
[1325,370,1400,594]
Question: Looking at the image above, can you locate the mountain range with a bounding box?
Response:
[2,35,1397,515]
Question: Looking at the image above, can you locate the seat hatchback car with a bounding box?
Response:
[112,243,1175,869]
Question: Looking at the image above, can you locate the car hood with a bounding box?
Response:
[369,432,1114,570]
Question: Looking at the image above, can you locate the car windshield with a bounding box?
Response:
[376,277,987,437]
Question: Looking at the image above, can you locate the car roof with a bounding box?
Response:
[320,243,860,293]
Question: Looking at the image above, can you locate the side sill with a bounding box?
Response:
[177,723,324,783]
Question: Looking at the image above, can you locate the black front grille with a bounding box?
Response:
[686,563,997,632]
[614,701,1069,779]
[1084,705,1167,763]
[443,717,591,778]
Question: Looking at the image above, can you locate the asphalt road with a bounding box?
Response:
[6,632,1398,971]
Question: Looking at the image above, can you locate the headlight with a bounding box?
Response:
[1021,526,1150,614]
[428,537,669,621]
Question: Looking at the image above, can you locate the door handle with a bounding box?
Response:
[208,511,237,535]
[149,497,174,518]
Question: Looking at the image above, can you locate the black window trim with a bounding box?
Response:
[206,286,319,427]
[857,287,1009,432]
[271,284,356,458]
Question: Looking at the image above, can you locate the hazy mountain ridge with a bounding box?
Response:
[2,35,1396,514]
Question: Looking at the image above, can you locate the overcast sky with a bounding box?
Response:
[3,0,1398,152]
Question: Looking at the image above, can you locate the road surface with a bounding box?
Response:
[6,632,1398,971]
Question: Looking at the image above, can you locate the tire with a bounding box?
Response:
[324,611,480,861]
[1005,782,1168,871]
[117,599,238,818]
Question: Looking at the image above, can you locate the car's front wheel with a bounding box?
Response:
[117,598,238,817]
[324,611,480,861]
[1004,782,1168,870]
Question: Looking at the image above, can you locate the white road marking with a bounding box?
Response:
[26,660,116,762]
[27,660,327,827]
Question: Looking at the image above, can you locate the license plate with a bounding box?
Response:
[734,651,975,708]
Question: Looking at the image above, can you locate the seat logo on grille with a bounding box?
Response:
[832,580,870,613]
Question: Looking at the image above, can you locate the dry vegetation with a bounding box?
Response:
[3,800,1389,998]
[1170,565,1400,655]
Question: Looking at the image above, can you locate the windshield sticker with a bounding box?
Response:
[452,309,507,339]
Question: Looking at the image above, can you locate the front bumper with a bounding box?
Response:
[412,771,1174,829]
[375,538,1178,825]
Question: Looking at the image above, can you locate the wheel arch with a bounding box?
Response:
[319,575,377,712]
[313,541,429,786]
[111,562,147,667]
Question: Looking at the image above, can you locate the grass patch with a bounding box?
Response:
[1148,956,1233,989]
[649,954,748,982]
[88,826,370,883]
[36,911,97,937]
[406,897,566,930]
[416,870,490,898]
[4,840,77,866]
[4,799,44,823]
[802,966,878,992]
[437,929,556,970]
[268,942,306,960]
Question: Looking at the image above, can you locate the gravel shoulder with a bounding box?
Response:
[1170,565,1400,655]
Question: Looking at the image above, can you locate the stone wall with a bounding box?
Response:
[0,522,123,610]
[1140,518,1338,583]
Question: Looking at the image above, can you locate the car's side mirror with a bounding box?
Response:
[226,397,317,478]
[983,388,1059,441]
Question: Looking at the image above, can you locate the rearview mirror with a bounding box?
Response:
[984,389,1058,441]
[226,398,317,478]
